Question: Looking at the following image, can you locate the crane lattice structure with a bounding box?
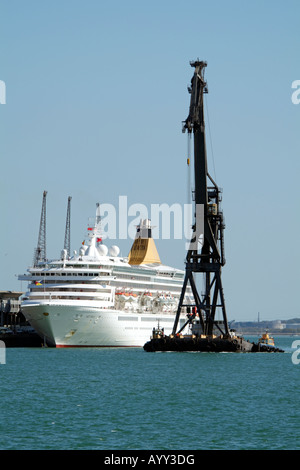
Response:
[64,196,72,258]
[172,60,229,338]
[33,190,47,266]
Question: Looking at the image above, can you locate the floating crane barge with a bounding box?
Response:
[144,61,283,353]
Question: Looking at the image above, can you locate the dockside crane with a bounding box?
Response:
[33,190,47,266]
[144,61,284,353]
[172,60,229,338]
[64,196,72,258]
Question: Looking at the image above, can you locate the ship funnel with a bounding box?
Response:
[128,219,161,265]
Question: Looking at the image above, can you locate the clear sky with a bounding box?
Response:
[1,0,299,321]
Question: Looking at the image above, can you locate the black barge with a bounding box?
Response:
[144,332,284,353]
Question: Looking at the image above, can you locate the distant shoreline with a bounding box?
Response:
[231,318,300,336]
[241,332,300,336]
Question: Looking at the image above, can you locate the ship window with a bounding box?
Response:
[118,316,138,321]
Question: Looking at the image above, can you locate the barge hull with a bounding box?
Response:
[144,336,284,353]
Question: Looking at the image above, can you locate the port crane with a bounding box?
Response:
[172,60,229,338]
[64,196,72,258]
[144,61,284,352]
[33,190,47,266]
[34,192,72,265]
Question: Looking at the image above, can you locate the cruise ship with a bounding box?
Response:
[19,209,191,347]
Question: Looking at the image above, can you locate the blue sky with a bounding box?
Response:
[1,0,299,321]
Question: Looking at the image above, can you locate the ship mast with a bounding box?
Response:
[33,190,47,266]
[172,60,229,337]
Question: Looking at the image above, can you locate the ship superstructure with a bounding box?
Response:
[19,200,190,347]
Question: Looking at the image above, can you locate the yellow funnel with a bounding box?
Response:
[128,219,161,265]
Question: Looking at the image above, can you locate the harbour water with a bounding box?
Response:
[0,336,299,450]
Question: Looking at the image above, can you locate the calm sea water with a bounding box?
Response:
[0,336,299,450]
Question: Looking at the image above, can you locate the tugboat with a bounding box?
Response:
[258,330,275,347]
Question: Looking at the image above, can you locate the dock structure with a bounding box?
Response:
[144,61,283,353]
[0,291,46,347]
[0,291,24,327]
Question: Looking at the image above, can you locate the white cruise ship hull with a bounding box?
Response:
[19,216,191,348]
[21,301,184,347]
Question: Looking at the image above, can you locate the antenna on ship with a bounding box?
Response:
[33,190,47,266]
[172,60,229,337]
[95,202,101,227]
[64,196,72,258]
